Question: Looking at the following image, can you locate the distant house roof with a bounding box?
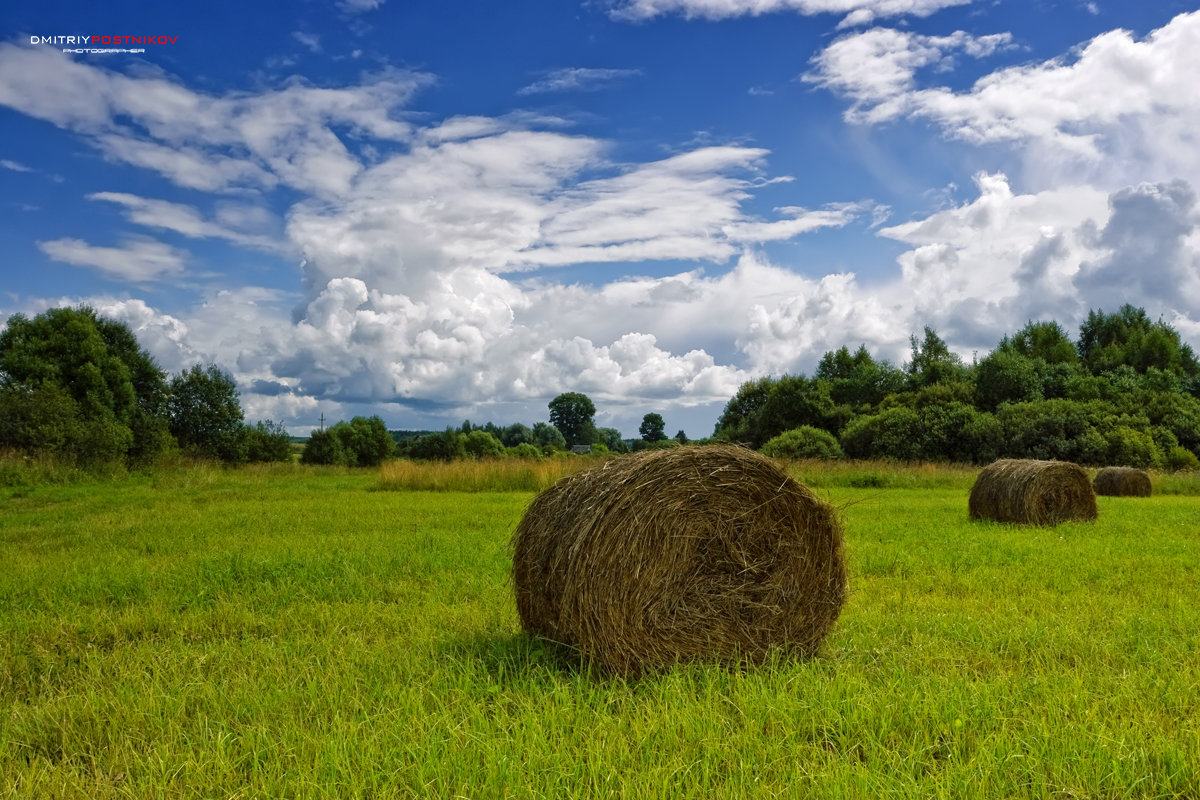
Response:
[570,445,592,455]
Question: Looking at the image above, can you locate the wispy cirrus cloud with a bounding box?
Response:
[517,67,643,96]
[89,192,287,253]
[338,0,386,14]
[292,31,322,53]
[37,236,188,283]
[0,43,430,197]
[608,0,972,27]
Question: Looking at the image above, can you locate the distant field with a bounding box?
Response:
[1,460,1197,798]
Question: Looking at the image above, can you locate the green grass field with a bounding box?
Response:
[2,460,1197,798]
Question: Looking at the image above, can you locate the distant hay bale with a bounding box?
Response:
[1093,466,1152,497]
[969,458,1097,525]
[511,445,847,676]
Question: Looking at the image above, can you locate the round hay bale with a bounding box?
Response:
[1093,466,1152,497]
[968,458,1097,525]
[511,445,847,676]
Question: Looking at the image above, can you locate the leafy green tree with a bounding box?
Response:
[906,326,968,387]
[816,344,906,409]
[168,364,246,462]
[301,428,350,466]
[639,413,667,443]
[974,349,1042,411]
[532,422,567,452]
[596,427,627,453]
[91,313,173,462]
[713,376,773,444]
[757,376,843,444]
[547,393,597,447]
[1004,321,1079,364]
[0,306,172,465]
[0,381,131,466]
[245,419,293,463]
[673,430,688,445]
[0,381,79,457]
[500,423,534,447]
[714,374,845,447]
[1078,305,1200,378]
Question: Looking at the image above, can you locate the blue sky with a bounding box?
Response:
[2,1,1199,438]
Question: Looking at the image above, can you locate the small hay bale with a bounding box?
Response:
[511,445,847,676]
[1093,466,1152,497]
[968,458,1097,525]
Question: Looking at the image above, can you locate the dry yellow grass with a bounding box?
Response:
[378,456,593,492]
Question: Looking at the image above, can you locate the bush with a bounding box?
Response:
[300,429,350,466]
[506,443,542,460]
[1103,425,1163,469]
[245,420,292,463]
[761,426,844,461]
[328,416,395,467]
[995,400,1103,464]
[840,402,1000,464]
[408,429,467,462]
[464,430,504,459]
[840,406,923,461]
[1165,446,1200,472]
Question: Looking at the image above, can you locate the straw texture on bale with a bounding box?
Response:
[1093,466,1152,497]
[969,458,1097,525]
[511,445,847,676]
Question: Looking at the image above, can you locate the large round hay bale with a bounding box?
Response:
[968,458,1097,525]
[511,445,847,676]
[1093,466,1152,497]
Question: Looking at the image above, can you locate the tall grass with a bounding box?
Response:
[784,458,981,490]
[377,456,594,492]
[378,453,1200,495]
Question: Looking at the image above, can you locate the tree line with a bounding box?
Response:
[0,307,290,468]
[332,393,686,465]
[718,305,1200,470]
[7,303,1197,472]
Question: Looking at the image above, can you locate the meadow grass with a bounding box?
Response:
[377,457,590,492]
[1,460,1197,798]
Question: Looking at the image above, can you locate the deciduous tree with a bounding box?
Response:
[548,392,596,447]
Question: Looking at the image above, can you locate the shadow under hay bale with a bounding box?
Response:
[969,458,1097,526]
[1093,466,1152,497]
[511,445,847,677]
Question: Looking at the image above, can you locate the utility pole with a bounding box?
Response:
[319,412,325,432]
